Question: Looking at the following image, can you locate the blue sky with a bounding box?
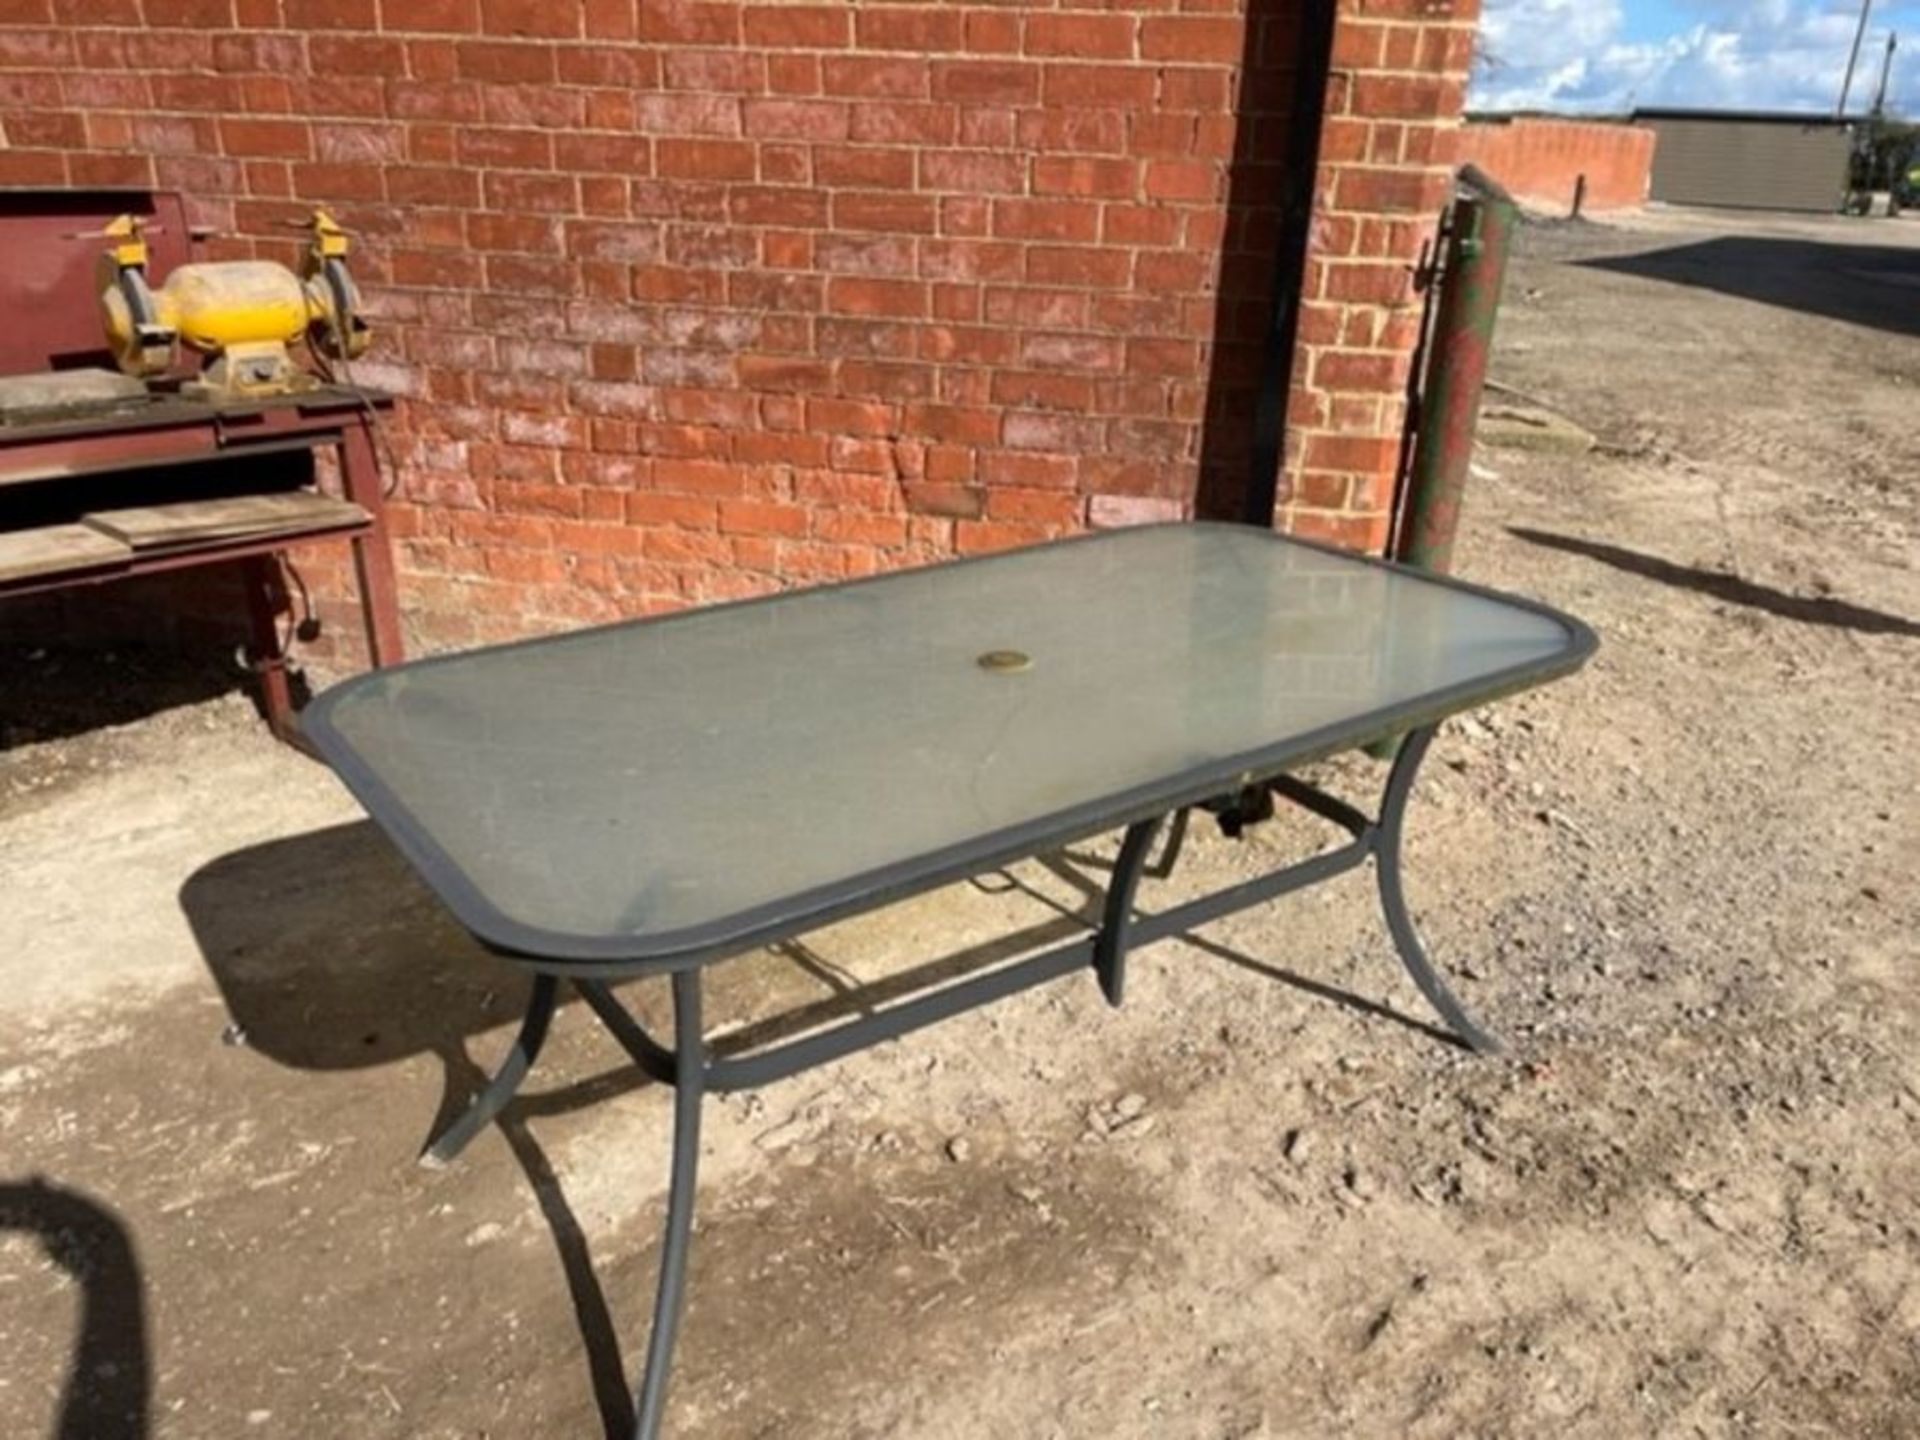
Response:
[1471,0,1920,114]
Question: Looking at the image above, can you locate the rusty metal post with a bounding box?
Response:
[1369,173,1519,762]
[1393,178,1518,576]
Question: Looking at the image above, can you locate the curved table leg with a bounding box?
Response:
[631,969,706,1440]
[1094,814,1166,1008]
[420,974,560,1168]
[1375,726,1502,1054]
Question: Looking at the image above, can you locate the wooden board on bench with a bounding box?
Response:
[82,491,369,551]
[0,523,133,584]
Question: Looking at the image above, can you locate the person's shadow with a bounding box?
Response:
[0,1178,149,1440]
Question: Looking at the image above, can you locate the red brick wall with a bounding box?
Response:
[1459,116,1655,214]
[0,0,1479,657]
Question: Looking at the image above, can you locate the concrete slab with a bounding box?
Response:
[1478,402,1596,453]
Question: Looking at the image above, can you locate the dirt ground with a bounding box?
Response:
[4,205,1919,1439]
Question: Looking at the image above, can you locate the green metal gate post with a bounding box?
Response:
[1394,175,1519,575]
[1368,170,1519,762]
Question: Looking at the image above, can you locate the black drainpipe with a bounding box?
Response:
[1241,0,1340,527]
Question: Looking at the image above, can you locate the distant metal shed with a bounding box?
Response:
[1632,109,1855,213]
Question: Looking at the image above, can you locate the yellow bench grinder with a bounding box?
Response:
[92,208,370,399]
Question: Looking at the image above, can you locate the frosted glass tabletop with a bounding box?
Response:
[303,523,1594,966]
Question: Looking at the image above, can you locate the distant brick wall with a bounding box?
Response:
[0,0,1479,657]
[1458,116,1655,214]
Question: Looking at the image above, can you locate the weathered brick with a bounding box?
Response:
[743,4,848,48]
[659,48,757,93]
[656,137,756,180]
[1144,160,1219,202]
[638,0,739,45]
[766,53,820,95]
[989,370,1093,413]
[1139,16,1243,64]
[826,277,928,319]
[1025,14,1135,59]
[1032,155,1138,199]
[1018,108,1125,155]
[719,499,810,537]
[832,192,937,235]
[992,483,1087,528]
[583,0,635,39]
[901,483,984,519]
[742,98,847,141]
[1043,63,1154,107]
[1089,494,1184,528]
[218,117,312,159]
[823,55,928,99]
[813,509,909,547]
[983,286,1087,329]
[1351,73,1456,121]
[1333,166,1451,213]
[849,100,955,145]
[1002,412,1104,453]
[992,198,1098,243]
[144,0,235,26]
[478,0,576,35]
[1020,333,1123,374]
[955,519,1055,554]
[931,59,1039,106]
[310,34,407,75]
[857,7,961,53]
[963,9,1018,54]
[455,39,555,83]
[813,145,913,189]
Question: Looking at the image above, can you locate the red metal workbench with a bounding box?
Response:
[0,388,405,742]
[0,187,404,743]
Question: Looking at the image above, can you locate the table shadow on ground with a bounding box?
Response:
[180,816,1450,1436]
[180,819,1457,1103]
[177,820,1112,1434]
[178,820,1096,1087]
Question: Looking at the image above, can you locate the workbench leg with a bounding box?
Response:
[631,970,707,1440]
[419,975,560,1168]
[1375,725,1501,1054]
[242,553,297,744]
[339,418,405,667]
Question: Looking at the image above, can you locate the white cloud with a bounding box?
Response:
[1471,0,1920,115]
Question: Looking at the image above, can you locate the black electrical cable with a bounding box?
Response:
[311,314,402,502]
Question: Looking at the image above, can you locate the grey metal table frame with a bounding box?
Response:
[302,527,1596,1439]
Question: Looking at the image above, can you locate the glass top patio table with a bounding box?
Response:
[302,522,1595,968]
